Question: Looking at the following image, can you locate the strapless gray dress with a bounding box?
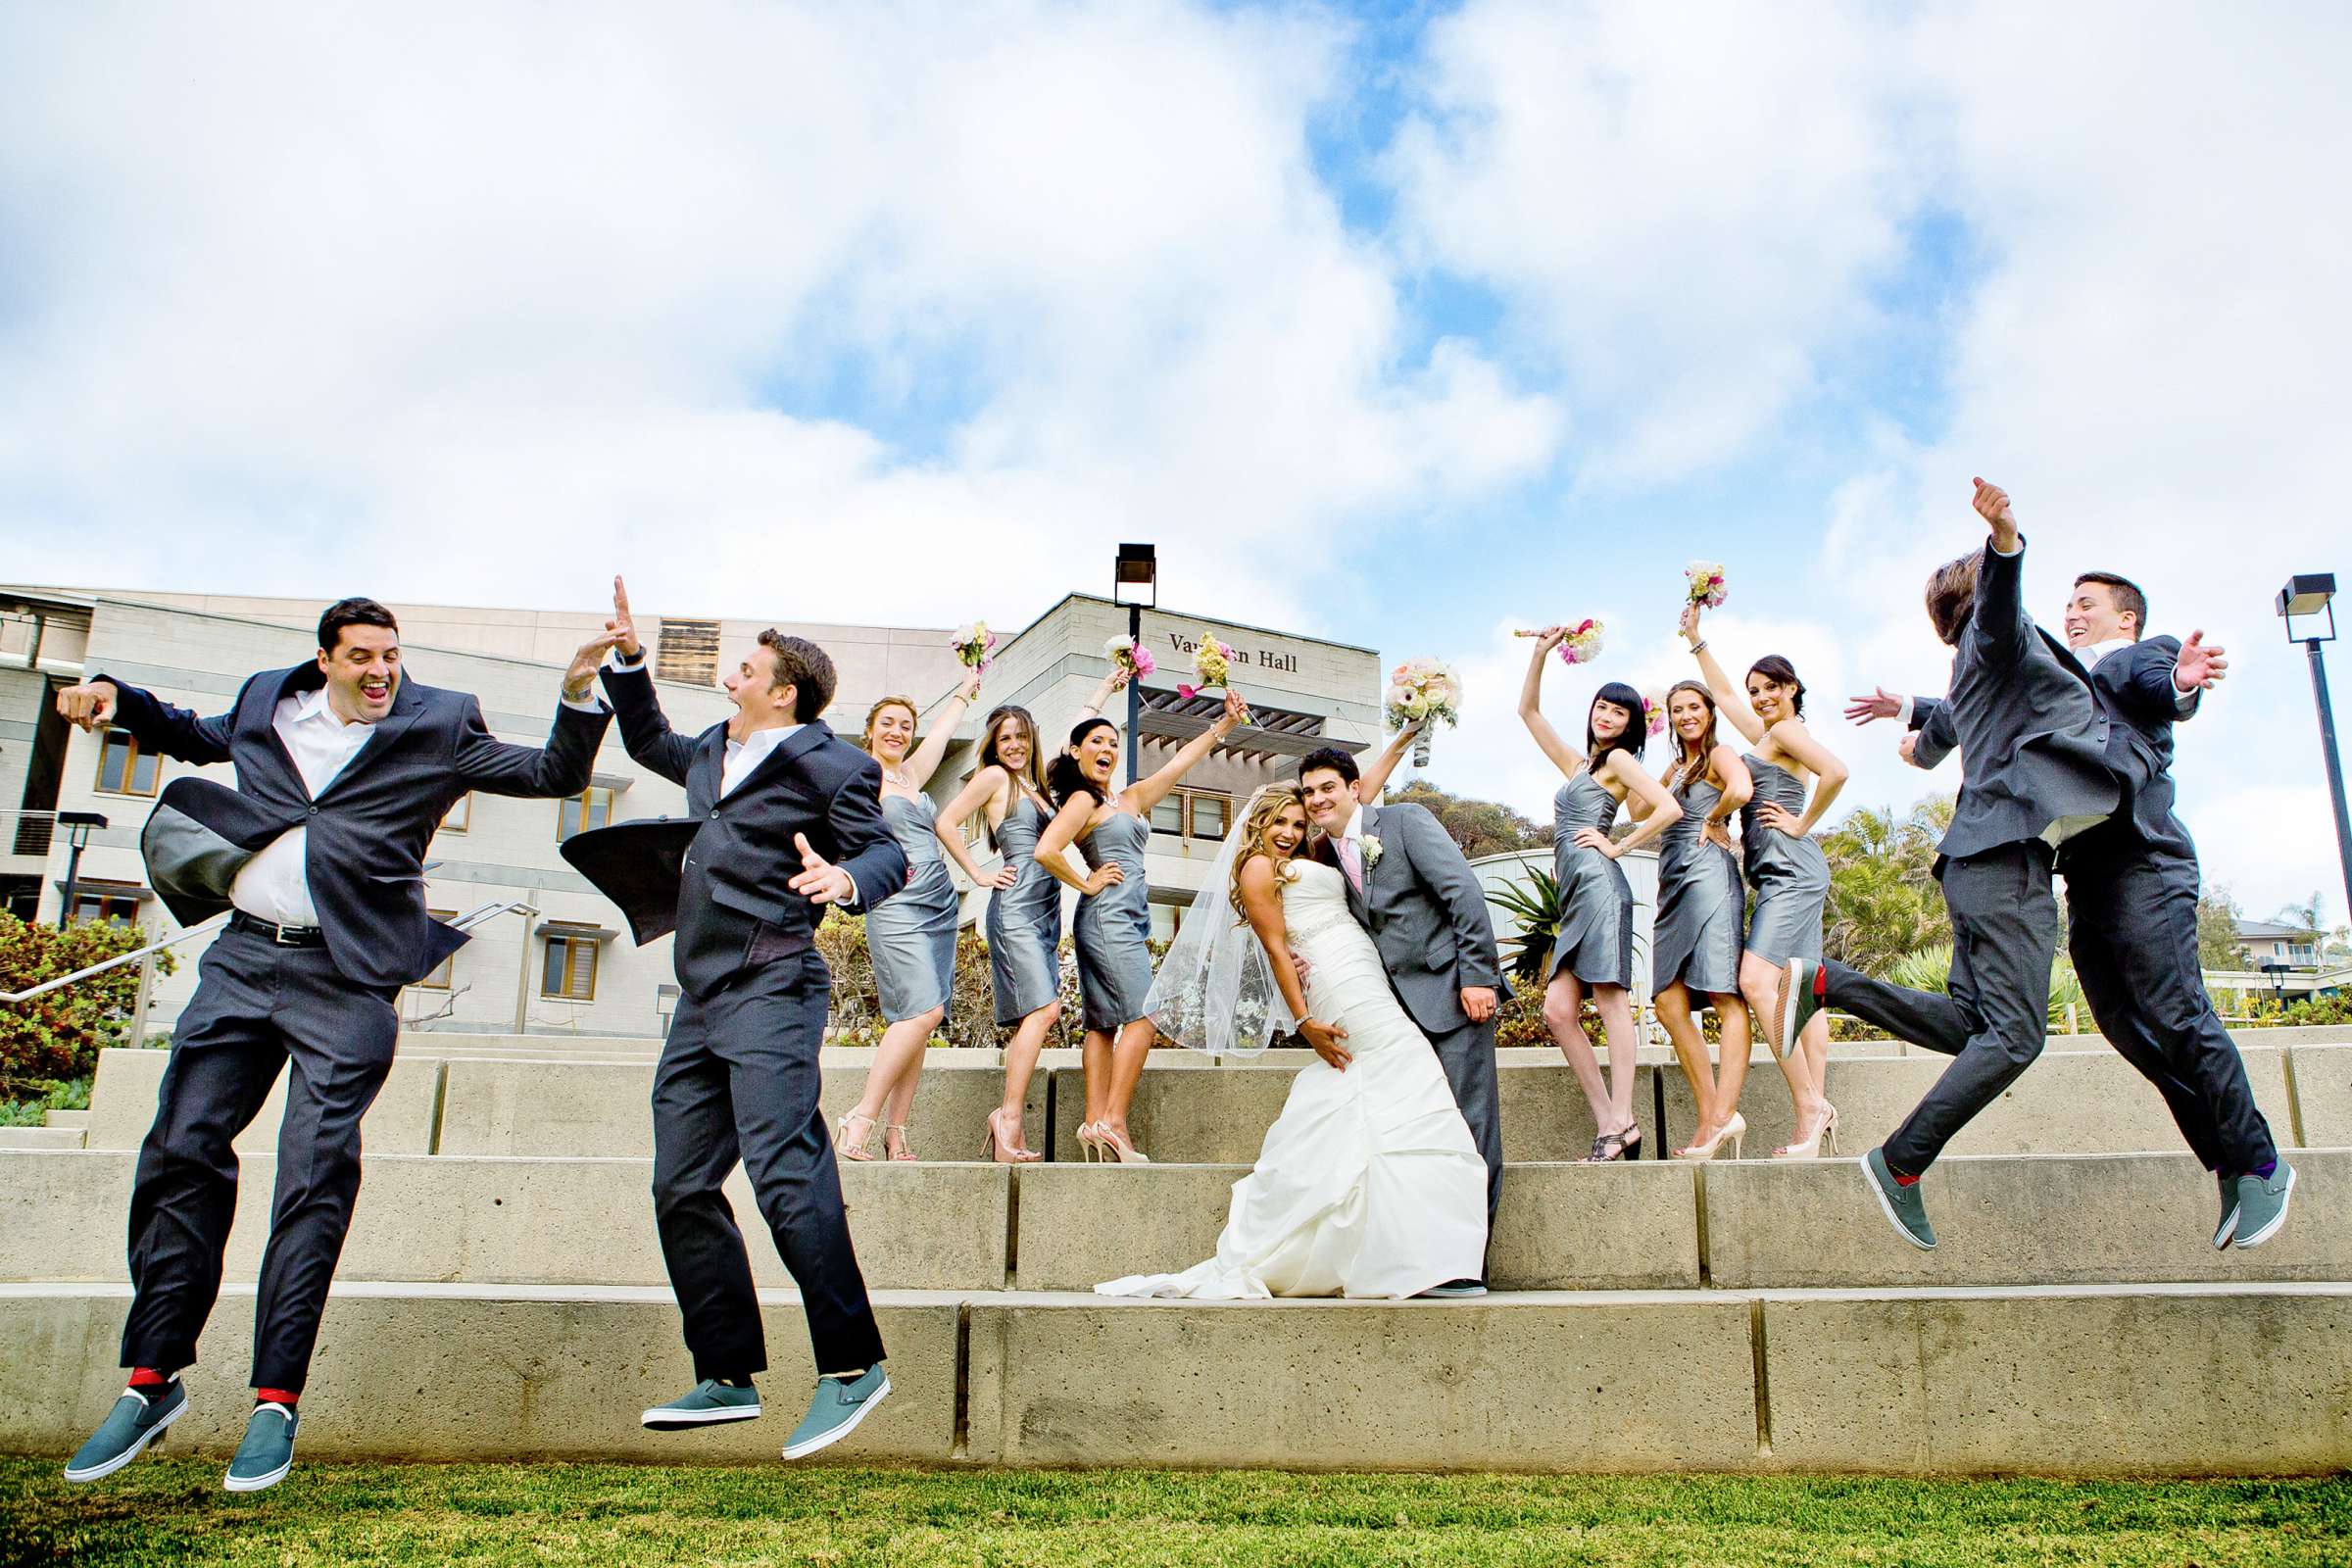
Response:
[1073,808,1153,1032]
[1549,771,1633,988]
[1740,755,1830,964]
[1651,775,1745,996]
[866,793,959,1021]
[986,794,1063,1024]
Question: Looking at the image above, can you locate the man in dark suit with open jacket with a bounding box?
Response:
[562,578,906,1461]
[55,598,614,1493]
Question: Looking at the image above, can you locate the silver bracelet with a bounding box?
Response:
[1688,640,1708,656]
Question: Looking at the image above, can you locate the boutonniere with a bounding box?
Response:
[1359,834,1384,869]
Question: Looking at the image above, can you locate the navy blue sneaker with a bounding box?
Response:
[64,1381,186,1483]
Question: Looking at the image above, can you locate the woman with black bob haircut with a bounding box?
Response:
[1518,636,1681,1161]
[1681,601,1850,1158]
[1036,690,1249,1163]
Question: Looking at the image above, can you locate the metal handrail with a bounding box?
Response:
[0,900,537,1006]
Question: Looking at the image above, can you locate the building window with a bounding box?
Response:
[656,618,721,686]
[412,909,459,989]
[73,892,141,927]
[440,793,471,834]
[558,787,614,842]
[541,933,599,1000]
[1149,787,1232,840]
[96,731,159,796]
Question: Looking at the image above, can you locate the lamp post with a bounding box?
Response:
[57,810,108,923]
[2278,573,2352,935]
[1114,543,1158,785]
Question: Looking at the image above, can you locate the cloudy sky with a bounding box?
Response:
[4,1,2348,925]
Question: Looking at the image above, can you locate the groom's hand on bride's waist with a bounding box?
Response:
[1459,986,1497,1023]
[1298,1017,1351,1071]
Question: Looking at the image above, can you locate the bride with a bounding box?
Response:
[1096,783,1490,1299]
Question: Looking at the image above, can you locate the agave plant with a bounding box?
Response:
[1885,941,2086,1029]
[1489,867,1568,986]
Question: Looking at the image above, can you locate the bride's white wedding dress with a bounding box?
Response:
[1096,858,1489,1299]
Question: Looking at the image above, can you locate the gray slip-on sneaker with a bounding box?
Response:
[2232,1163,2296,1250]
[64,1381,186,1484]
[1862,1147,1936,1250]
[223,1401,298,1494]
[782,1365,891,1460]
[642,1378,763,1430]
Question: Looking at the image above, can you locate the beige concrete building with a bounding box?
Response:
[1,584,1382,1038]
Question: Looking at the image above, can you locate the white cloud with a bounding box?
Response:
[0,0,1557,631]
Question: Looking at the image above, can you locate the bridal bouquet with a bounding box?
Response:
[1386,658,1462,767]
[949,620,998,673]
[1642,690,1668,737]
[1686,561,1729,610]
[1178,633,1237,699]
[1104,635,1156,682]
[1556,618,1604,665]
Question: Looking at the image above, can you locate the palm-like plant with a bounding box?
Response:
[1489,867,1568,986]
[1884,941,2086,1029]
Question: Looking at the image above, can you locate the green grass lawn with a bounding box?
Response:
[3,1461,2345,1568]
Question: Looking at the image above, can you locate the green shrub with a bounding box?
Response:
[0,914,174,1101]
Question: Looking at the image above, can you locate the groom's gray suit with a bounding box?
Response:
[1329,801,1506,1223]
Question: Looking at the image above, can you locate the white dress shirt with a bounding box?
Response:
[231,679,608,929]
[229,688,382,927]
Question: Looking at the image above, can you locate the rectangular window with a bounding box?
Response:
[1151,793,1185,836]
[96,731,160,796]
[73,893,140,926]
[440,793,471,834]
[412,909,459,989]
[1189,791,1230,841]
[655,618,721,686]
[541,934,599,1000]
[558,787,614,842]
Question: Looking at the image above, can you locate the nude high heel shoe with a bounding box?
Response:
[1774,1104,1833,1160]
[1095,1124,1152,1165]
[1678,1112,1746,1162]
[835,1111,879,1162]
[1073,1121,1102,1162]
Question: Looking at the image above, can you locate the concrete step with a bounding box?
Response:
[82,1042,2352,1166]
[0,1126,84,1151]
[3,1280,2344,1474]
[11,1148,2341,1296]
[42,1109,90,1129]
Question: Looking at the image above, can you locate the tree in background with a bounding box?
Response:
[2197,884,2251,971]
[1820,797,1954,976]
[1390,780,1551,860]
[0,914,172,1102]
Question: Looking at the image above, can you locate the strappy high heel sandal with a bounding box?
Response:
[885,1121,916,1162]
[835,1111,879,1162]
[1678,1112,1746,1162]
[1581,1124,1640,1163]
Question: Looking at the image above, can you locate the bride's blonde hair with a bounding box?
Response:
[1228,783,1307,918]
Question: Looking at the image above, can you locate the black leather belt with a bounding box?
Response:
[229,911,328,947]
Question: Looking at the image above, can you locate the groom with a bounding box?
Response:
[1298,746,1503,1296]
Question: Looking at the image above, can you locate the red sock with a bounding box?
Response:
[255,1388,300,1407]
[1813,966,1828,1001]
[127,1367,171,1390]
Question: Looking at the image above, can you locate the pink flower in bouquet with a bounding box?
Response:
[1556,618,1605,666]
[949,620,998,673]
[1642,691,1668,736]
[1685,561,1729,610]
[1179,633,1236,699]
[1104,636,1155,681]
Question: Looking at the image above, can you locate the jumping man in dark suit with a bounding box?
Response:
[54,598,615,1492]
[567,578,907,1460]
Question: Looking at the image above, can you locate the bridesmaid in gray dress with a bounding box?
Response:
[1038,690,1250,1164]
[1647,679,1756,1161]
[1681,601,1850,1158]
[1519,635,1680,1161]
[837,670,980,1162]
[934,671,1130,1162]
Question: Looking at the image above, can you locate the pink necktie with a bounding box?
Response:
[1338,836,1364,893]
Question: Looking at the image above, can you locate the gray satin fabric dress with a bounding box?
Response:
[1651,774,1745,996]
[1740,755,1830,964]
[985,793,1063,1024]
[1073,808,1153,1031]
[1549,771,1634,988]
[866,793,959,1022]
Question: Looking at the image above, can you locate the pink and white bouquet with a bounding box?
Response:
[1642,690,1668,737]
[1556,618,1604,665]
[1104,635,1156,682]
[1178,633,1237,699]
[1386,658,1462,767]
[1685,561,1729,610]
[949,620,998,673]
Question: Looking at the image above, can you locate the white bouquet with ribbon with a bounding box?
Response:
[1385,657,1462,767]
